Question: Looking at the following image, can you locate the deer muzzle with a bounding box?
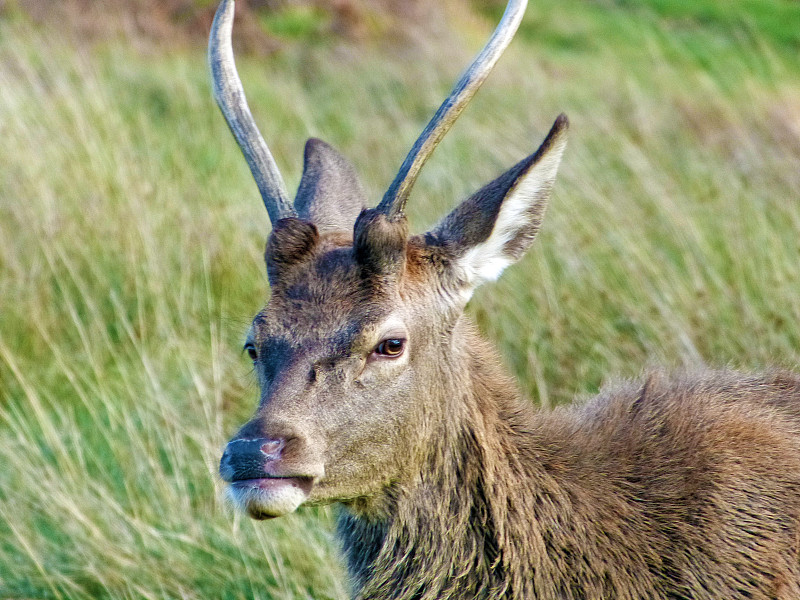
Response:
[219,437,320,519]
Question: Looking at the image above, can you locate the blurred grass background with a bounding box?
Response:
[1,0,799,597]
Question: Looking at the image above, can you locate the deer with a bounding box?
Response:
[209,0,800,598]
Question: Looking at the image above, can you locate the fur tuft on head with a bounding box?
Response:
[353,209,409,280]
[265,218,320,284]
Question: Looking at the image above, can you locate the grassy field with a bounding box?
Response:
[1,0,799,597]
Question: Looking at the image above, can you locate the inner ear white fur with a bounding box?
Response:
[457,134,567,299]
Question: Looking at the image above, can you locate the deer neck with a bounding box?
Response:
[337,318,544,599]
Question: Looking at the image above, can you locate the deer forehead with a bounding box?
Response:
[249,307,410,362]
[251,252,426,344]
[265,230,439,313]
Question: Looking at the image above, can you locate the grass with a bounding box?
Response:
[1,0,799,596]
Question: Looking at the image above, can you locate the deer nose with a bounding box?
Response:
[219,437,286,482]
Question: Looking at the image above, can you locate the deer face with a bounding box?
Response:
[221,215,429,519]
[209,0,567,519]
[219,120,567,519]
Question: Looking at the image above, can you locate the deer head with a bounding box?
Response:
[212,0,568,520]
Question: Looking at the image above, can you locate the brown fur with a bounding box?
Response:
[225,221,800,598]
[211,5,800,596]
[218,138,800,597]
[336,320,800,599]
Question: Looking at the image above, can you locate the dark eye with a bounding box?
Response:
[244,342,258,362]
[375,338,406,358]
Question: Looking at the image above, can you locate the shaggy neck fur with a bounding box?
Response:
[337,328,524,599]
[336,322,555,600]
[335,320,671,600]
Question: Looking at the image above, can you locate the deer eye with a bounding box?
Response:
[244,342,258,362]
[374,338,406,358]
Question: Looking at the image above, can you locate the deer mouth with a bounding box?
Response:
[228,476,315,519]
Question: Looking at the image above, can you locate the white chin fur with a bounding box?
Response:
[226,479,309,519]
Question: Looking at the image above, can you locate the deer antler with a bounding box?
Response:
[209,0,296,224]
[377,0,529,220]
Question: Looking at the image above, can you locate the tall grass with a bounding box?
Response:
[1,0,799,596]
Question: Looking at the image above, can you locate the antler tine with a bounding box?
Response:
[377,0,528,220]
[209,0,296,224]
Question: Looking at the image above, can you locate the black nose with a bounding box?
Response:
[219,437,285,482]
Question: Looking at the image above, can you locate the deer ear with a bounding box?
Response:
[427,115,568,298]
[294,138,367,234]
